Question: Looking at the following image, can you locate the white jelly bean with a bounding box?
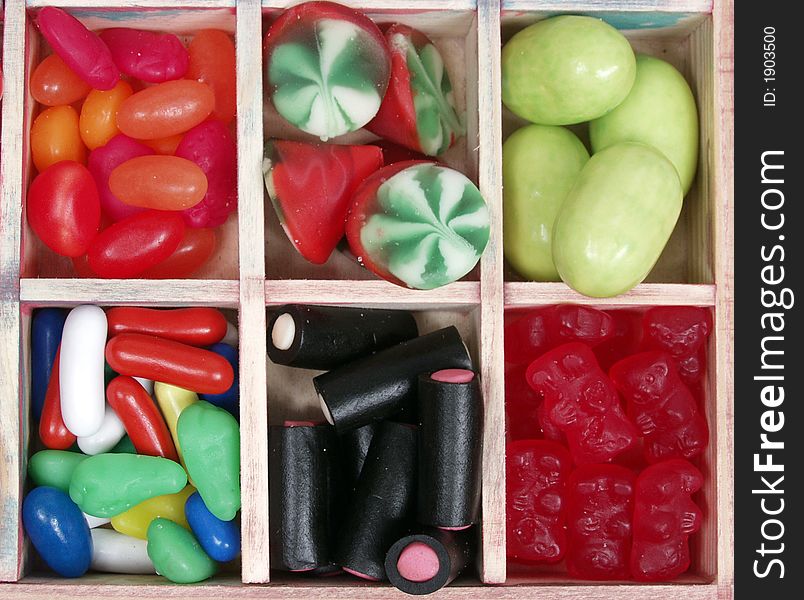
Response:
[134,377,154,395]
[77,405,126,455]
[91,529,155,574]
[60,305,107,437]
[84,513,111,529]
[222,320,238,346]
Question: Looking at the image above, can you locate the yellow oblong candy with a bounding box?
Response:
[154,382,198,466]
[111,485,195,540]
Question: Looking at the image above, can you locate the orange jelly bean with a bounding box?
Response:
[187,30,236,124]
[79,80,133,150]
[117,80,214,140]
[109,155,208,210]
[31,105,86,172]
[30,54,91,106]
[142,133,184,155]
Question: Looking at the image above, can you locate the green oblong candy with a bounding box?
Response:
[590,54,699,194]
[69,454,187,517]
[147,518,216,583]
[552,142,682,297]
[503,125,589,280]
[502,15,636,125]
[177,401,240,521]
[29,450,88,493]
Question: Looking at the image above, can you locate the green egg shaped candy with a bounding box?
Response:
[29,450,88,493]
[503,124,589,280]
[552,142,682,297]
[147,517,217,583]
[502,16,636,125]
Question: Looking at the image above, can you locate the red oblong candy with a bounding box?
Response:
[39,348,76,450]
[139,227,217,279]
[100,28,189,83]
[106,307,228,346]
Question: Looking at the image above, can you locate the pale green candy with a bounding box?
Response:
[29,450,88,493]
[177,401,240,521]
[147,518,216,583]
[502,16,636,125]
[590,54,699,194]
[69,454,187,518]
[503,125,589,280]
[553,142,682,297]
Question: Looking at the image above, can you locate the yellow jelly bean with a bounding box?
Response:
[154,382,198,466]
[110,485,195,540]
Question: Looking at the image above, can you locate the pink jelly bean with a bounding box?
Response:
[100,28,189,84]
[36,7,119,91]
[175,121,237,228]
[88,134,154,222]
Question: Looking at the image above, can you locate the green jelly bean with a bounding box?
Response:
[147,517,216,583]
[177,401,240,521]
[29,450,88,493]
[552,142,682,297]
[110,435,137,454]
[590,54,699,194]
[502,16,635,125]
[69,453,187,518]
[503,125,589,281]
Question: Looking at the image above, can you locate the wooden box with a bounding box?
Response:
[0,0,733,598]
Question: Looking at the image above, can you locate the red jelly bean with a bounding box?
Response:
[39,348,76,450]
[100,28,189,83]
[506,440,572,564]
[631,459,703,581]
[139,227,217,279]
[110,155,208,211]
[27,161,101,258]
[526,342,638,464]
[30,54,91,106]
[88,134,154,222]
[610,351,709,463]
[107,307,227,346]
[593,309,643,373]
[641,307,712,386]
[106,375,179,461]
[106,333,234,395]
[87,210,184,278]
[566,463,636,580]
[117,80,215,140]
[187,30,236,124]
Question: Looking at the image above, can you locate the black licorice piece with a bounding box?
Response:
[339,423,377,491]
[336,421,418,581]
[385,528,474,595]
[269,423,340,571]
[417,370,483,528]
[267,304,418,370]
[314,327,472,433]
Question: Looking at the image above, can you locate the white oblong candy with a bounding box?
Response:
[222,320,239,346]
[60,305,107,437]
[84,513,111,529]
[91,529,155,574]
[133,377,154,396]
[77,405,126,455]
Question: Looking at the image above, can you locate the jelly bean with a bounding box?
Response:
[185,491,241,562]
[147,518,217,583]
[36,7,119,90]
[60,305,107,437]
[107,307,228,346]
[91,529,155,574]
[200,343,239,419]
[178,401,240,521]
[111,485,195,540]
[85,514,111,529]
[107,333,235,394]
[100,28,189,83]
[27,161,101,257]
[23,486,93,577]
[154,383,198,465]
[70,453,187,518]
[31,308,67,421]
[79,81,133,150]
[176,121,237,228]
[88,134,153,222]
[111,434,137,454]
[30,53,91,106]
[135,377,155,395]
[117,80,215,139]
[140,227,218,279]
[31,105,87,172]
[110,155,208,210]
[107,375,178,460]
[142,133,183,155]
[87,210,185,278]
[77,405,126,455]
[39,348,76,449]
[28,449,87,493]
[222,321,239,346]
[187,30,236,124]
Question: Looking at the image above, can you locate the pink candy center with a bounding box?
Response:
[396,542,440,582]
[342,567,382,581]
[431,368,474,384]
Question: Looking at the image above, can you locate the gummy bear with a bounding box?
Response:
[526,342,637,464]
[505,365,562,442]
[506,440,572,564]
[610,351,709,463]
[566,463,635,580]
[631,459,703,581]
[641,307,712,386]
[593,309,643,372]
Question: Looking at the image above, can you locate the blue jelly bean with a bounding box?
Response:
[185,491,240,562]
[200,343,239,420]
[23,486,92,577]
[31,308,67,421]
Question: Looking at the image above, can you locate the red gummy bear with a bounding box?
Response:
[610,352,709,463]
[631,459,703,581]
[566,464,636,580]
[641,307,712,386]
[526,343,638,464]
[506,440,573,564]
[594,309,643,373]
[506,365,564,442]
[505,305,615,366]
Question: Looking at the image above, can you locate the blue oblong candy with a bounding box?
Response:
[23,486,92,577]
[185,491,240,562]
[200,343,239,420]
[31,308,67,421]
